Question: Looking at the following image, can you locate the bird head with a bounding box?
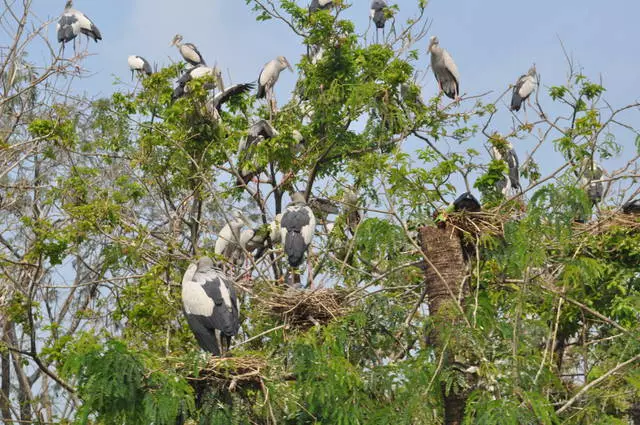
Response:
[428,36,439,52]
[278,56,294,72]
[528,64,537,77]
[290,191,307,205]
[65,0,73,9]
[231,209,252,227]
[170,34,183,47]
[196,256,215,272]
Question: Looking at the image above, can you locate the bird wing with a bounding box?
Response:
[201,273,239,336]
[57,14,78,42]
[517,74,537,99]
[76,12,101,41]
[249,120,278,140]
[301,207,316,245]
[442,49,460,85]
[141,57,153,75]
[182,43,205,65]
[506,148,520,189]
[211,82,255,110]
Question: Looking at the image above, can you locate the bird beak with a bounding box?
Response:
[286,59,293,73]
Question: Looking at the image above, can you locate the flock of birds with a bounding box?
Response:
[55,1,640,356]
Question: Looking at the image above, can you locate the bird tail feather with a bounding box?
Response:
[285,231,307,267]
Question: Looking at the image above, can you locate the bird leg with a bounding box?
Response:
[307,254,314,290]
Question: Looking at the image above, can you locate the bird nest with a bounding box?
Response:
[446,208,511,239]
[186,355,268,391]
[256,284,351,329]
[575,211,640,235]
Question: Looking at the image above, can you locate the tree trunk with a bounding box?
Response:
[1,321,11,424]
[419,224,469,425]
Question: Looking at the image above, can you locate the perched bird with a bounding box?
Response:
[206,82,255,120]
[257,56,293,116]
[580,160,604,205]
[428,36,460,101]
[492,141,521,195]
[370,0,388,43]
[181,257,240,355]
[510,66,538,112]
[281,192,316,268]
[170,34,206,66]
[309,0,333,13]
[622,199,640,215]
[453,192,481,212]
[57,1,102,48]
[127,55,152,79]
[172,65,223,100]
[343,188,362,236]
[237,120,279,185]
[309,197,340,224]
[215,210,251,262]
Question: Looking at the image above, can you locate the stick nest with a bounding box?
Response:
[187,355,268,390]
[575,211,640,235]
[257,284,351,329]
[447,208,513,239]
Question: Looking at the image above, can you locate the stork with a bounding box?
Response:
[205,82,255,121]
[214,210,251,264]
[57,1,102,51]
[181,257,240,356]
[580,159,604,206]
[452,192,481,212]
[343,188,361,236]
[170,34,206,66]
[428,36,460,101]
[172,65,223,100]
[309,0,333,13]
[623,199,640,215]
[281,192,316,286]
[237,120,279,185]
[127,55,153,80]
[370,0,388,43]
[256,56,293,118]
[492,141,521,196]
[511,65,538,120]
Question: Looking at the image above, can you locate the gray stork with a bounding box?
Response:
[281,192,316,268]
[580,159,604,205]
[170,34,206,66]
[127,55,152,79]
[453,192,481,212]
[343,188,361,235]
[181,257,240,355]
[492,141,520,196]
[623,199,640,215]
[428,36,460,101]
[237,120,279,185]
[370,0,388,43]
[511,65,538,113]
[206,82,255,121]
[215,210,251,263]
[256,56,293,117]
[172,65,223,100]
[57,1,102,49]
[309,0,333,13]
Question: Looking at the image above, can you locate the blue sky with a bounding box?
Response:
[14,0,640,200]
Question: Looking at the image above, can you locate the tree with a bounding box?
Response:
[1,0,639,424]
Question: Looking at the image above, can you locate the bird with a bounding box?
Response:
[57,1,102,49]
[510,65,538,112]
[206,82,255,121]
[370,0,388,43]
[256,56,293,117]
[309,197,340,224]
[170,34,206,66]
[492,141,521,196]
[453,192,481,212]
[215,210,251,263]
[127,55,153,80]
[622,199,640,215]
[237,120,279,185]
[280,192,316,268]
[580,160,604,205]
[342,188,361,236]
[172,65,223,100]
[428,36,460,101]
[181,257,240,356]
[309,0,333,13]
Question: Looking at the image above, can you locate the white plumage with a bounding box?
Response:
[428,36,460,100]
[280,193,316,268]
[511,66,538,112]
[170,34,206,66]
[127,55,152,79]
[215,210,250,261]
[57,1,102,46]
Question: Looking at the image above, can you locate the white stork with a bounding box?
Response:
[580,159,604,205]
[236,120,279,185]
[172,65,223,100]
[511,65,538,113]
[127,55,153,80]
[170,34,206,66]
[256,56,293,117]
[57,1,102,50]
[309,0,333,13]
[280,192,316,269]
[492,141,521,196]
[215,210,251,263]
[428,36,460,101]
[181,257,240,356]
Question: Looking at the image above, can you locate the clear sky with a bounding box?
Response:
[14,0,640,199]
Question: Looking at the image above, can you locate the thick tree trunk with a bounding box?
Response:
[419,224,469,425]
